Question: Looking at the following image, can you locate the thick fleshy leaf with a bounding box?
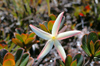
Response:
[95,50,100,57]
[87,32,98,48]
[26,57,34,66]
[57,30,81,40]
[37,40,53,59]
[52,12,64,36]
[30,24,52,40]
[3,59,15,66]
[48,21,55,31]
[19,53,29,66]
[12,38,23,47]
[15,48,24,66]
[82,34,88,46]
[90,41,95,55]
[73,54,84,66]
[28,32,35,38]
[54,40,66,63]
[25,37,34,45]
[56,59,65,66]
[21,34,28,42]
[65,55,72,66]
[39,23,49,32]
[70,60,77,66]
[0,49,8,64]
[0,44,3,49]
[94,40,100,52]
[3,53,14,62]
[49,14,56,20]
[14,33,24,42]
[81,45,91,56]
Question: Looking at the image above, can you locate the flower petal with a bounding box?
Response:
[37,39,53,59]
[54,40,66,62]
[52,12,64,36]
[57,30,81,40]
[30,24,52,40]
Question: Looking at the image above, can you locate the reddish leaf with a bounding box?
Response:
[25,38,34,45]
[21,34,28,42]
[12,38,23,47]
[3,59,15,66]
[48,21,55,31]
[39,23,49,32]
[3,53,14,62]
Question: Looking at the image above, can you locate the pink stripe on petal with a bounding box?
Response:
[54,40,66,63]
[52,12,64,36]
[57,30,81,40]
[30,24,51,40]
[37,40,53,59]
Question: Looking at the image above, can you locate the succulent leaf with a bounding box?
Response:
[94,40,100,52]
[65,55,72,66]
[70,60,77,66]
[3,59,15,66]
[95,50,100,57]
[3,53,14,62]
[12,38,23,47]
[0,49,8,64]
[20,53,29,66]
[14,33,24,42]
[90,41,95,55]
[15,48,24,66]
[39,23,49,32]
[73,54,84,66]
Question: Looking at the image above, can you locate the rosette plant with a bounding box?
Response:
[29,12,81,62]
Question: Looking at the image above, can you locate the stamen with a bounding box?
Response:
[52,36,56,40]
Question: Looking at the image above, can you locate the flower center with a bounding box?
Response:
[52,36,56,40]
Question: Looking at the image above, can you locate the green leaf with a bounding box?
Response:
[70,60,77,66]
[39,23,49,32]
[49,14,56,20]
[26,57,34,66]
[3,53,14,62]
[25,38,34,45]
[3,59,15,66]
[81,45,91,56]
[0,49,8,64]
[90,41,95,55]
[12,38,23,47]
[43,21,48,28]
[73,54,84,66]
[48,21,54,31]
[19,53,29,66]
[21,34,28,43]
[65,55,72,66]
[28,33,36,38]
[95,50,100,57]
[94,40,100,52]
[14,33,24,42]
[82,34,88,46]
[56,59,65,66]
[0,44,3,49]
[15,28,23,34]
[87,32,98,49]
[15,48,24,66]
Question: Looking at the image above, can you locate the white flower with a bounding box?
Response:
[29,12,81,62]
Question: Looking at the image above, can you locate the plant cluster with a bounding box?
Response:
[1,0,100,66]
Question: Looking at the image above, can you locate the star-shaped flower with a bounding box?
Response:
[29,12,81,62]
